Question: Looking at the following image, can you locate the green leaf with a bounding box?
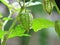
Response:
[8,25,30,38]
[0,30,6,39]
[32,18,54,32]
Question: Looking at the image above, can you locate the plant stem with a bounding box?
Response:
[1,3,24,45]
[26,0,32,7]
[23,0,25,7]
[39,29,49,45]
[1,35,8,45]
[54,0,60,14]
[1,0,26,45]
[21,29,33,45]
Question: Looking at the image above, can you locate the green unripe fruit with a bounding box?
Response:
[43,0,54,14]
[55,20,60,35]
[19,12,33,32]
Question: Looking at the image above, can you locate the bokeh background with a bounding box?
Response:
[0,0,60,45]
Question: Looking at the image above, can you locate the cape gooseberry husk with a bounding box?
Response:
[55,20,60,36]
[19,12,33,32]
[43,0,54,14]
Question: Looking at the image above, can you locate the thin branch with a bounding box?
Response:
[19,1,22,7]
[1,4,24,45]
[23,0,25,7]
